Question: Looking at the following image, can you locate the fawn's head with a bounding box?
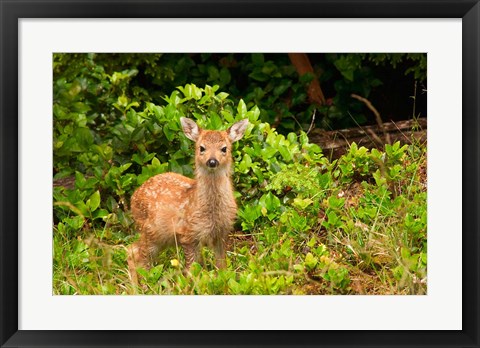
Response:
[180,117,249,174]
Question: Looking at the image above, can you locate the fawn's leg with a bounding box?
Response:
[214,237,227,269]
[183,242,201,269]
[127,242,143,285]
[127,236,159,284]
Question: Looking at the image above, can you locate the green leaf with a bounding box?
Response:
[53,104,69,119]
[307,237,316,248]
[86,190,100,212]
[119,163,132,173]
[246,106,260,122]
[248,71,268,82]
[228,278,241,294]
[178,84,203,100]
[251,53,264,65]
[74,127,94,149]
[219,68,231,85]
[293,197,314,210]
[163,125,175,141]
[64,216,85,230]
[216,92,229,100]
[237,99,247,118]
[210,112,222,129]
[278,145,292,162]
[221,110,234,123]
[328,196,345,210]
[117,95,129,107]
[299,72,314,84]
[72,102,91,114]
[259,192,281,211]
[207,66,220,81]
[304,252,318,271]
[151,157,161,168]
[341,70,354,81]
[93,209,109,219]
[75,171,86,189]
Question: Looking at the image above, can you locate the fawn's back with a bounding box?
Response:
[128,117,249,278]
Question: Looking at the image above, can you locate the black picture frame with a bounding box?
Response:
[1,1,479,347]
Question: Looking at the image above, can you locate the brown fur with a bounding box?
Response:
[127,118,248,283]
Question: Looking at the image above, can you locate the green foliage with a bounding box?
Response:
[365,53,427,82]
[317,53,426,129]
[53,56,427,295]
[53,53,426,135]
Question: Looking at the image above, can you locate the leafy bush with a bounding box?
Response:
[53,58,427,295]
[53,53,426,134]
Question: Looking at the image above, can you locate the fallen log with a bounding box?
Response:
[309,117,427,159]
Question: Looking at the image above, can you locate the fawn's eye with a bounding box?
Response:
[221,146,227,153]
[199,146,206,153]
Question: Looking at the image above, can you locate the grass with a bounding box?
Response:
[53,141,427,295]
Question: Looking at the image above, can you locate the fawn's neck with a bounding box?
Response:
[193,168,234,211]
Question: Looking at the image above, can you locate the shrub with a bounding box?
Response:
[53,71,427,295]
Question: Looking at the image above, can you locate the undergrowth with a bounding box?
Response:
[53,83,427,295]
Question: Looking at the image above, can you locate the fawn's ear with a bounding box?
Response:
[228,119,249,143]
[181,117,200,142]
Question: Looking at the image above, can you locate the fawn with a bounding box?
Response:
[127,117,249,281]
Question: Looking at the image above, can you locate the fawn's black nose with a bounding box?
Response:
[207,158,219,168]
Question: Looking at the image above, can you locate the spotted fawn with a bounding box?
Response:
[127,117,248,282]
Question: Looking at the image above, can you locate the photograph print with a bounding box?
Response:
[52,53,427,295]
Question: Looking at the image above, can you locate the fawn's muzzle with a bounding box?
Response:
[207,158,219,168]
